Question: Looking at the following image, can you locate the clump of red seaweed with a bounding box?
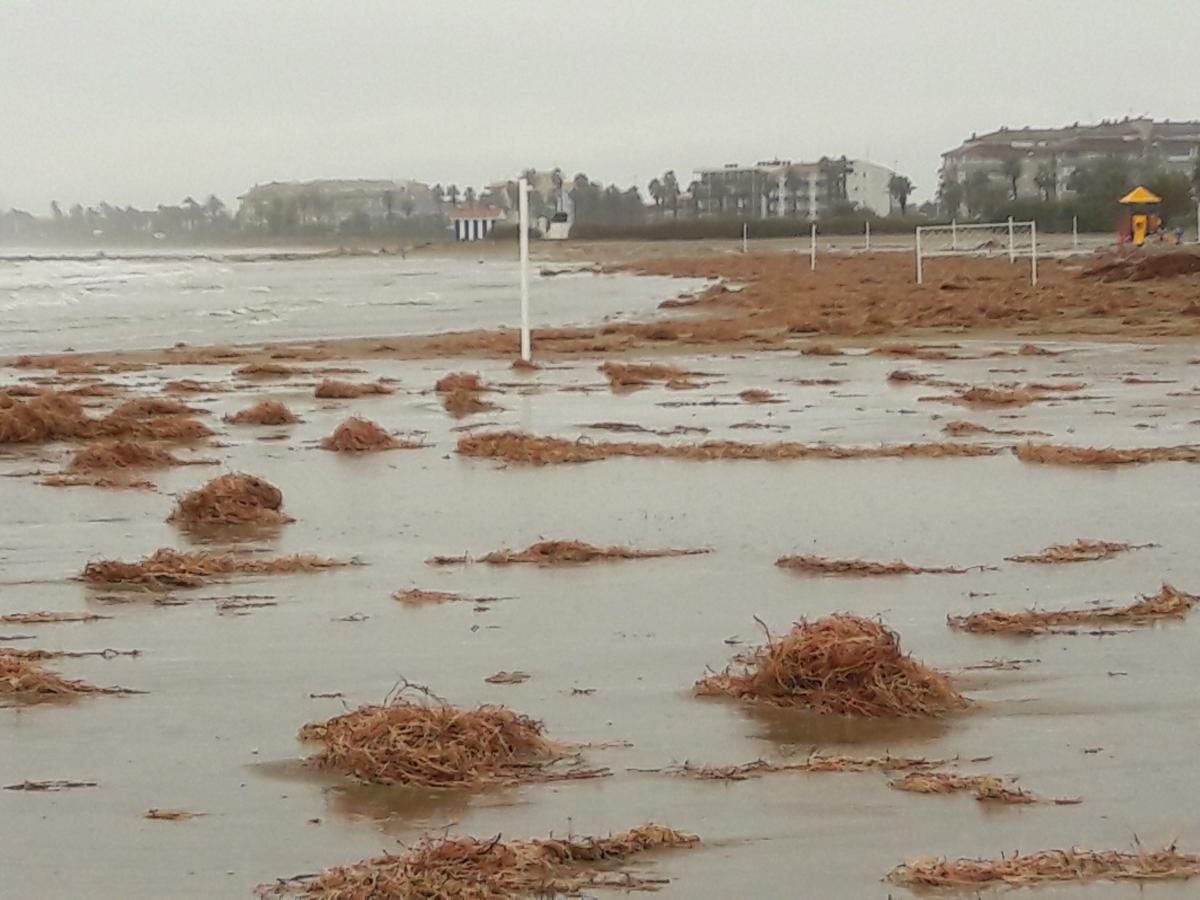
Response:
[457,431,999,465]
[1007,539,1150,564]
[1015,443,1200,465]
[775,555,976,576]
[298,689,605,788]
[888,844,1200,889]
[81,548,346,589]
[430,540,709,566]
[695,614,967,717]
[320,417,422,452]
[947,583,1197,634]
[225,401,299,426]
[257,825,698,898]
[168,473,293,527]
[314,379,394,399]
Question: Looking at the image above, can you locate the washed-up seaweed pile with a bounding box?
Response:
[168,473,293,527]
[298,694,605,787]
[435,372,498,417]
[314,379,394,399]
[81,548,345,589]
[1015,443,1200,465]
[258,825,699,899]
[457,431,999,465]
[599,361,698,389]
[889,772,1079,805]
[948,584,1197,634]
[775,555,975,576]
[225,401,299,425]
[1006,539,1149,564]
[320,417,423,452]
[695,615,967,717]
[429,540,709,566]
[0,652,134,700]
[888,844,1200,889]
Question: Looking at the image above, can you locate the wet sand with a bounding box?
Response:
[3,339,1200,896]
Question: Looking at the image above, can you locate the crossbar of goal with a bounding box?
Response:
[915,219,1037,286]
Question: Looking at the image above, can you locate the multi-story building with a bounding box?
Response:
[693,158,896,219]
[236,179,436,229]
[940,118,1200,204]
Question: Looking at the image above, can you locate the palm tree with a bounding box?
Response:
[204,195,226,225]
[431,184,445,213]
[940,179,964,218]
[463,187,477,207]
[938,166,964,217]
[817,157,838,205]
[647,177,664,210]
[550,168,564,212]
[836,155,854,201]
[49,201,63,220]
[571,173,591,221]
[662,170,680,219]
[687,180,701,218]
[1001,155,1023,200]
[1034,163,1058,202]
[888,175,914,216]
[622,186,645,223]
[783,169,805,217]
[964,171,995,217]
[180,196,202,232]
[446,184,460,207]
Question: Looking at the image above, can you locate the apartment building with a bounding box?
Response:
[941,118,1200,201]
[693,158,896,219]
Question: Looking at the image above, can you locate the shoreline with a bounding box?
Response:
[4,240,1198,370]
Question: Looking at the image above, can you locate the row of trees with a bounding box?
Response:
[1,195,235,241]
[938,155,1200,231]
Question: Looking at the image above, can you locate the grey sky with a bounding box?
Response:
[3,0,1198,212]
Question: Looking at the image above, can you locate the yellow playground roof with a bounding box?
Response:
[1119,186,1162,204]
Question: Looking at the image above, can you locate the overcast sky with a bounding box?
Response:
[3,0,1198,212]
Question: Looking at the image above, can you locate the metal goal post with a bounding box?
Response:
[915,219,1038,286]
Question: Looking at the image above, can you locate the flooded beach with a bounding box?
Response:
[3,307,1200,896]
[7,3,1200,894]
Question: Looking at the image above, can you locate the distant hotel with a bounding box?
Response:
[941,118,1200,201]
[235,179,435,229]
[693,158,898,219]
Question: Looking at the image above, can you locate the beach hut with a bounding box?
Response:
[450,207,505,242]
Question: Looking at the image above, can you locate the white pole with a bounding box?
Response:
[915,227,924,285]
[518,178,531,363]
[951,218,958,251]
[1196,201,1200,244]
[1072,215,1079,250]
[1030,219,1038,287]
[1007,216,1015,263]
[810,223,817,271]
[865,220,871,252]
[742,222,748,254]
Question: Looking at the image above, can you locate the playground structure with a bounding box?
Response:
[1118,186,1163,246]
